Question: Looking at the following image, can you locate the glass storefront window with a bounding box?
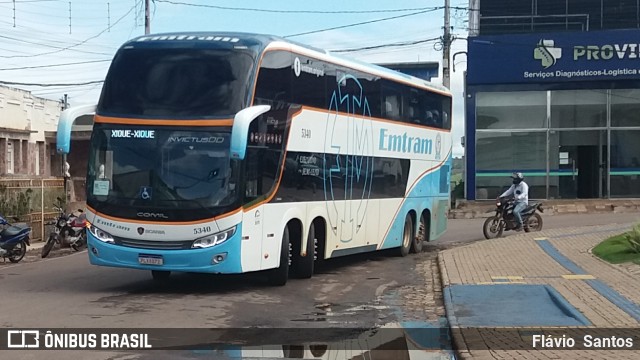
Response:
[476,91,547,129]
[473,89,640,199]
[550,90,606,128]
[611,89,640,127]
[610,130,640,197]
[475,131,547,199]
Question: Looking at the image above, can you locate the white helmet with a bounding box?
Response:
[511,172,524,183]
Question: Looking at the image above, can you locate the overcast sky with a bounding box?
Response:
[0,0,468,156]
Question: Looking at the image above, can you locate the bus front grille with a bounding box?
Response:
[113,237,193,250]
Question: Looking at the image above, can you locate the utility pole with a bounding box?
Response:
[145,0,150,35]
[61,94,70,204]
[442,0,452,88]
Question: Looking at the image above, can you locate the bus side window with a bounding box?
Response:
[243,114,284,204]
[382,83,402,121]
[244,148,263,200]
[441,97,452,130]
[442,111,450,130]
[384,96,400,120]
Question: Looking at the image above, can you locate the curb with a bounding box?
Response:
[437,251,470,359]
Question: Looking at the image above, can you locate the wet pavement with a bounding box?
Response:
[3,213,639,359]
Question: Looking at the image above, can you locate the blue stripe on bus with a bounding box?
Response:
[378,154,451,250]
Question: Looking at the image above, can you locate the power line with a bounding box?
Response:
[330,37,440,53]
[0,79,104,87]
[285,9,441,38]
[0,3,136,59]
[0,0,62,3]
[0,34,112,56]
[0,59,111,71]
[156,0,440,14]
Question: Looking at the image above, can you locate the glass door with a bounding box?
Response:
[550,130,607,199]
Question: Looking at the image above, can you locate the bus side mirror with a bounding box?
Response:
[230,105,271,160]
[56,104,97,154]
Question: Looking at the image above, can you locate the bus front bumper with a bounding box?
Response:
[86,232,243,274]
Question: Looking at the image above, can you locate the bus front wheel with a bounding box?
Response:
[267,226,290,286]
[151,270,171,281]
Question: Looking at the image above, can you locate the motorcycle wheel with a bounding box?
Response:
[71,232,86,251]
[8,240,27,263]
[524,213,543,232]
[41,234,57,258]
[483,216,504,239]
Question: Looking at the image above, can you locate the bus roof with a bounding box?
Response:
[123,32,450,96]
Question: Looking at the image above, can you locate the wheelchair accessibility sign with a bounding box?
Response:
[139,186,152,200]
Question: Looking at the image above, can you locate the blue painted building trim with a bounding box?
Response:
[465,92,476,200]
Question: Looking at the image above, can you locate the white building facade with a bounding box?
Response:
[0,85,62,177]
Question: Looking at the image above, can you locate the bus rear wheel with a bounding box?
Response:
[398,214,413,257]
[411,213,427,253]
[267,226,290,286]
[292,224,315,279]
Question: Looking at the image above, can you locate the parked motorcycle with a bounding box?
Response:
[41,199,87,258]
[483,197,544,239]
[0,214,31,263]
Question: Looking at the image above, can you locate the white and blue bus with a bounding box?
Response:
[57,32,453,285]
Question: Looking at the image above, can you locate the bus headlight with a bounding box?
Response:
[88,224,115,244]
[192,226,236,249]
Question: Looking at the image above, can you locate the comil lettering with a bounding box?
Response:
[574,43,640,60]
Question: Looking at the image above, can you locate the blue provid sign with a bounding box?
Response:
[467,29,640,85]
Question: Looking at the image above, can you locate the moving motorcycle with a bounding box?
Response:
[41,199,87,258]
[482,197,544,239]
[0,214,31,263]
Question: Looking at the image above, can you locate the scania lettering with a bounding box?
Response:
[56,32,452,285]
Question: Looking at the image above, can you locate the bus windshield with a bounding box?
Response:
[87,126,239,212]
[98,48,255,118]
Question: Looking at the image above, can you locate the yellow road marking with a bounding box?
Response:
[491,276,524,280]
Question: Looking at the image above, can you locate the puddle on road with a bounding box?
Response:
[142,323,456,360]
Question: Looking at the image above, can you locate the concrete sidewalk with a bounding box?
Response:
[438,222,640,359]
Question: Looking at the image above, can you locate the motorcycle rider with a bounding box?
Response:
[498,172,529,231]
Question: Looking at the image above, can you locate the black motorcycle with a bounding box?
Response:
[482,197,544,239]
[0,214,31,263]
[41,199,87,258]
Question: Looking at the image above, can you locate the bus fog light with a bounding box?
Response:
[212,253,227,264]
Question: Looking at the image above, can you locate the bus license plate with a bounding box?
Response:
[138,254,163,265]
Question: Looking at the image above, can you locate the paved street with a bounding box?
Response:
[0,212,638,359]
